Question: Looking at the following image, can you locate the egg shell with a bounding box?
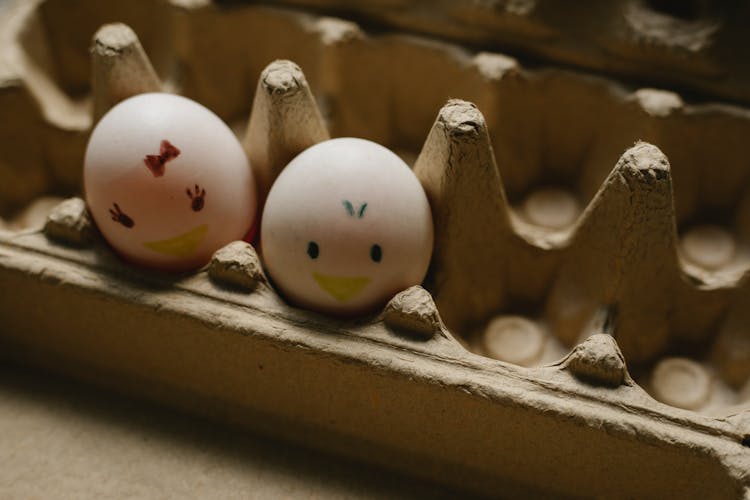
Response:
[261,137,434,315]
[84,93,257,271]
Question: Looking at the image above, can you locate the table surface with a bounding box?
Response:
[0,364,462,499]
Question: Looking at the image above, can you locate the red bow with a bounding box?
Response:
[144,140,181,177]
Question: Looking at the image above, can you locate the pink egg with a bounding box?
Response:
[261,138,433,315]
[84,93,256,271]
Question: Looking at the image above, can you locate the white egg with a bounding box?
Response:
[261,137,433,315]
[84,93,257,271]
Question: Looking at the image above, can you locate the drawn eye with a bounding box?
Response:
[186,184,206,212]
[307,241,319,259]
[109,203,135,228]
[370,244,382,263]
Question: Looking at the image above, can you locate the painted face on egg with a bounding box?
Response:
[84,93,257,271]
[261,137,434,315]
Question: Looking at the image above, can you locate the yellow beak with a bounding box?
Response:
[143,224,208,258]
[312,272,371,302]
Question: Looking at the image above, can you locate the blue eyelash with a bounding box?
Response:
[342,200,355,216]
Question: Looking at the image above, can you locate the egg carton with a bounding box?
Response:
[0,0,749,497]
[251,0,750,106]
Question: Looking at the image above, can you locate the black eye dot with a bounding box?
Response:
[370,244,382,263]
[307,241,319,259]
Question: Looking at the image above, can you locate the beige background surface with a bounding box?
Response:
[0,364,461,499]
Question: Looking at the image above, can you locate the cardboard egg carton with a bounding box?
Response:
[255,0,750,106]
[0,0,749,497]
